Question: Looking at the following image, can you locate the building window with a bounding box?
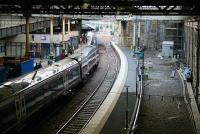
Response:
[0,43,5,53]
[6,42,22,56]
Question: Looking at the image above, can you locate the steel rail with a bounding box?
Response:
[56,45,119,134]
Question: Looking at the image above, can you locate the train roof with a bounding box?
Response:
[0,58,78,101]
[70,45,97,62]
[0,44,97,101]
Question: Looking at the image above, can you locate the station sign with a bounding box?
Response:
[135,51,144,59]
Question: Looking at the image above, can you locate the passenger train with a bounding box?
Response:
[0,34,99,133]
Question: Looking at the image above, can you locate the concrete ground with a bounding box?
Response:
[135,50,195,134]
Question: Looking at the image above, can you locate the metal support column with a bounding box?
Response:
[125,86,129,131]
[191,22,194,82]
[137,21,141,51]
[118,21,122,45]
[50,17,53,44]
[133,21,136,51]
[68,19,70,33]
[197,21,200,101]
[121,21,124,46]
[184,23,187,64]
[189,22,191,67]
[50,17,54,57]
[62,17,65,45]
[187,22,190,66]
[77,19,82,37]
[25,17,30,57]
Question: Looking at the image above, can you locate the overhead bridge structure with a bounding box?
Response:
[0,0,200,16]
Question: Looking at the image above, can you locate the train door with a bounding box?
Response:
[15,92,26,121]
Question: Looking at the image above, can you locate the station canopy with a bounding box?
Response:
[0,0,199,16]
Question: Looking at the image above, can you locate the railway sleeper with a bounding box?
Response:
[89,99,102,103]
[82,106,96,110]
[93,93,107,98]
[102,81,113,86]
[65,127,82,131]
[85,104,99,108]
[68,123,83,127]
[66,126,82,130]
[65,125,82,129]
[77,114,91,119]
[77,113,91,116]
[91,95,105,100]
[82,108,96,113]
[81,109,95,114]
[82,105,96,109]
[106,74,117,79]
[72,120,88,125]
[65,129,82,133]
[76,117,89,120]
[85,103,99,107]
[100,85,112,91]
[87,100,100,103]
[63,129,80,133]
[104,77,115,82]
[80,111,94,115]
[73,119,88,123]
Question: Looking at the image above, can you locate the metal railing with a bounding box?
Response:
[127,62,143,134]
[0,19,58,39]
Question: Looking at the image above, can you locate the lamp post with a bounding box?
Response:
[31,35,35,58]
[32,41,35,58]
[125,85,130,131]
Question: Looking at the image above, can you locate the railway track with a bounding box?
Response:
[56,44,119,134]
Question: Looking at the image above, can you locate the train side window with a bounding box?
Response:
[66,65,80,81]
[73,66,80,77]
[77,66,80,76]
[49,80,57,89]
[68,71,73,80]
[44,83,48,90]
[49,76,59,90]
[65,71,68,82]
[57,76,64,88]
[72,69,78,77]
[49,75,63,90]
[25,84,44,104]
[89,53,95,59]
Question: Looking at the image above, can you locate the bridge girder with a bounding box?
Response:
[0,0,199,16]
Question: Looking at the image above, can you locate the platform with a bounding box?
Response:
[83,46,200,134]
[100,47,137,133]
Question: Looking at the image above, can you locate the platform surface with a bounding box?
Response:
[100,47,137,134]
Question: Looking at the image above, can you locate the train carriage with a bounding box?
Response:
[0,32,99,133]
